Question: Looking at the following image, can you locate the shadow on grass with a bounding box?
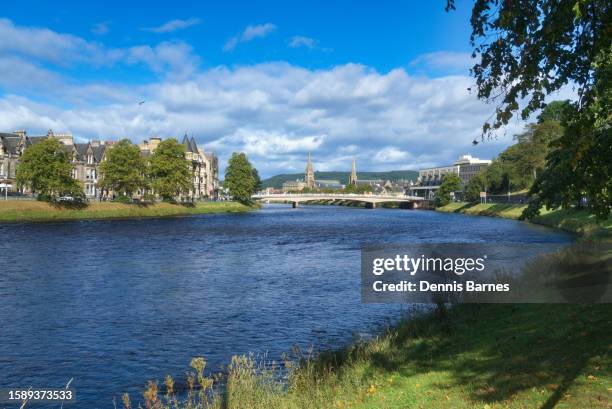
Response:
[51,200,88,210]
[372,304,609,407]
[298,300,609,408]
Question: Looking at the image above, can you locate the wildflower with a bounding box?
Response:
[165,375,174,396]
[121,393,131,409]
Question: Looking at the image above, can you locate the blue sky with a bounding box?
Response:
[0,1,567,177]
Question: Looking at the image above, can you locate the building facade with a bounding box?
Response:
[0,129,219,200]
[410,154,491,198]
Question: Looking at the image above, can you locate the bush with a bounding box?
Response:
[113,194,132,204]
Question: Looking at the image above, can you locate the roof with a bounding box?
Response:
[0,133,21,154]
[26,136,47,146]
[74,143,89,161]
[92,145,106,162]
[182,135,195,153]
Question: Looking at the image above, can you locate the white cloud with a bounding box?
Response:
[0,19,199,76]
[289,36,317,49]
[410,51,473,74]
[0,18,536,177]
[374,147,410,163]
[0,60,525,176]
[223,23,276,52]
[144,18,201,33]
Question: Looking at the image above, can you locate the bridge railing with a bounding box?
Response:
[252,193,423,200]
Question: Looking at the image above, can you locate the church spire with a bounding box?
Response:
[349,158,357,185]
[305,152,315,189]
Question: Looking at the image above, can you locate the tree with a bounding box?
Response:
[16,138,83,201]
[252,167,262,192]
[224,152,257,204]
[98,139,146,198]
[149,138,191,201]
[435,173,462,207]
[464,170,487,202]
[537,100,571,123]
[447,0,611,218]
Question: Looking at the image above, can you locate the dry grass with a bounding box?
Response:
[0,200,253,222]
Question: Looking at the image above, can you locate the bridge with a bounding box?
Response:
[252,193,427,209]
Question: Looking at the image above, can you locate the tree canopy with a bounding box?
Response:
[435,173,462,207]
[98,139,147,198]
[447,0,611,218]
[149,138,192,201]
[224,152,257,204]
[15,138,82,201]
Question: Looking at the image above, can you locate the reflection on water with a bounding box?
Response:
[0,204,572,407]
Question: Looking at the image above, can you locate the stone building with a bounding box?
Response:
[0,129,218,200]
[305,152,315,189]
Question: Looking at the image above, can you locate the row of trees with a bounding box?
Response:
[462,102,568,202]
[16,138,193,202]
[446,0,611,219]
[99,138,192,201]
[16,135,263,205]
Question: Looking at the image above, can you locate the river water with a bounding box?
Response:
[0,204,572,407]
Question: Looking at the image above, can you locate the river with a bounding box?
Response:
[0,204,572,407]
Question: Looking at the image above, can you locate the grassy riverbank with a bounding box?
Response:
[136,303,611,409]
[437,202,612,236]
[0,200,253,222]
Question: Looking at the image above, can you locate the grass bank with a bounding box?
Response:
[133,303,611,409]
[437,202,612,236]
[0,200,253,222]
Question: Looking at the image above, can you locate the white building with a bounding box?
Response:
[410,154,492,198]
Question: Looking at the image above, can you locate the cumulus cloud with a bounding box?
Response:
[144,18,201,33]
[0,19,199,77]
[223,23,276,52]
[0,61,522,176]
[374,146,410,163]
[0,19,535,177]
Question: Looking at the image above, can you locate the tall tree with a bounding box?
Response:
[149,138,192,201]
[464,170,487,202]
[98,139,146,198]
[448,0,611,218]
[435,173,462,207]
[16,138,82,201]
[224,152,257,204]
[252,167,262,192]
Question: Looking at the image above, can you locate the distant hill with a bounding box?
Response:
[262,170,418,189]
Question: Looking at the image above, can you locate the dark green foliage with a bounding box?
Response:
[224,152,257,204]
[435,173,462,207]
[252,167,262,192]
[466,0,610,135]
[343,184,373,194]
[485,120,565,195]
[538,100,572,123]
[451,0,611,219]
[149,138,192,201]
[16,138,83,201]
[98,139,147,198]
[464,171,487,202]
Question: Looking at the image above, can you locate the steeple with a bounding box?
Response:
[349,158,357,185]
[305,152,315,189]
